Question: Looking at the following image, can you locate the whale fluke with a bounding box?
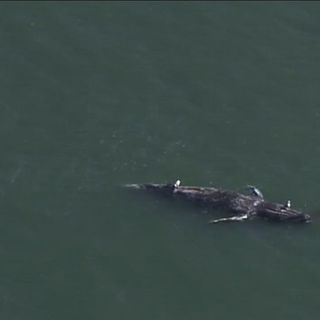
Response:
[123,183,143,189]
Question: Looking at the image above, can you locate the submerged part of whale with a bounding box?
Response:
[124,181,312,224]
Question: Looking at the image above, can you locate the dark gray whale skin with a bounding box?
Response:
[125,183,312,224]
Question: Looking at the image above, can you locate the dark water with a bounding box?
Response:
[1,2,320,319]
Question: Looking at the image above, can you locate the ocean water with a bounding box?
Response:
[0,2,320,319]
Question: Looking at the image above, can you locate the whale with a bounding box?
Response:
[125,180,312,224]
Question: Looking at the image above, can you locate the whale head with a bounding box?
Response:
[256,202,311,223]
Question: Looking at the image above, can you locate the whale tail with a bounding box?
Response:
[123,183,176,196]
[123,183,144,190]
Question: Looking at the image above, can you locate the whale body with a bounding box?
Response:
[125,182,311,224]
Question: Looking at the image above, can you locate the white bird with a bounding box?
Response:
[174,179,181,188]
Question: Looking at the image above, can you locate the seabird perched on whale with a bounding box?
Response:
[174,179,181,188]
